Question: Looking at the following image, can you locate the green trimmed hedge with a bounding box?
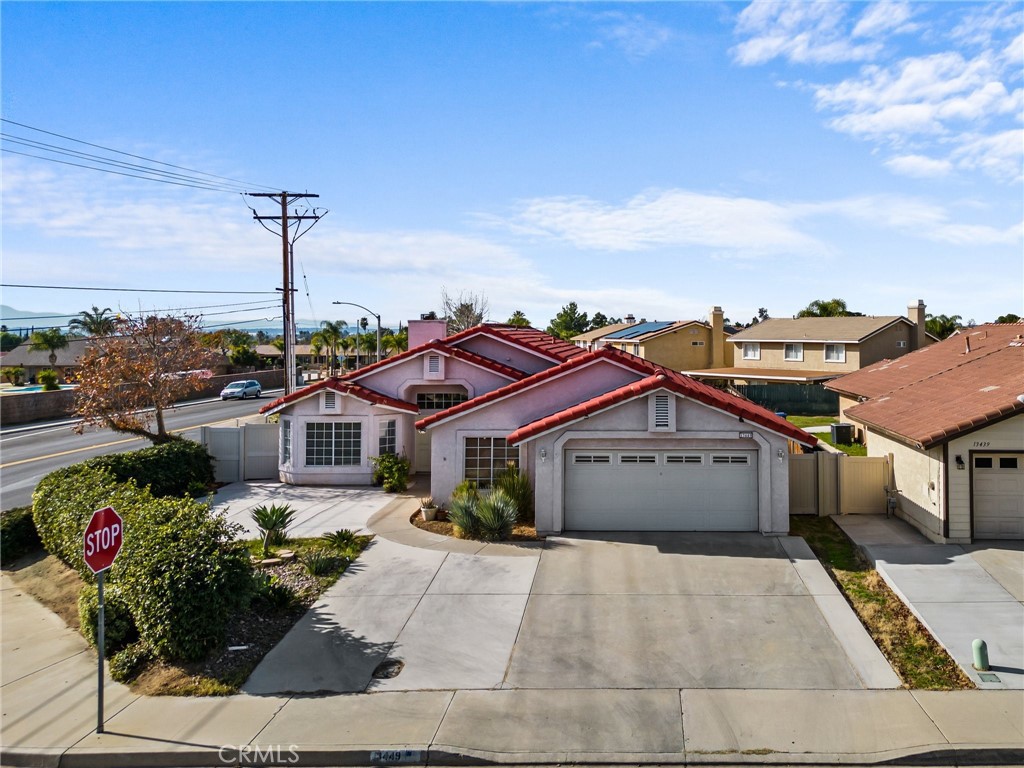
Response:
[78,583,138,657]
[88,440,215,498]
[1,506,41,562]
[33,465,253,661]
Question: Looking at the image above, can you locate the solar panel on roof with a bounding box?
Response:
[603,321,674,340]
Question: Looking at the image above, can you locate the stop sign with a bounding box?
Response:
[83,507,123,574]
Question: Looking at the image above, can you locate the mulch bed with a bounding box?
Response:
[409,510,544,542]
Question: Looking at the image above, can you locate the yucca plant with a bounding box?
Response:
[301,548,337,577]
[446,495,478,539]
[250,504,297,557]
[475,488,517,541]
[495,462,533,523]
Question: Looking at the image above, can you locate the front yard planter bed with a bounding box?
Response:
[410,510,543,542]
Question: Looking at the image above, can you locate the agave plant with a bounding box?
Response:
[475,488,517,541]
[301,548,337,577]
[446,495,478,539]
[250,504,297,557]
[321,528,359,552]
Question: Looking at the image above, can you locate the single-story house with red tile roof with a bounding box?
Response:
[261,320,816,534]
[827,323,1024,542]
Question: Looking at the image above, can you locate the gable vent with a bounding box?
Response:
[427,354,441,373]
[323,391,338,410]
[654,393,671,429]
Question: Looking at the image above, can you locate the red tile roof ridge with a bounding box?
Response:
[259,377,419,415]
[339,339,526,382]
[444,324,587,361]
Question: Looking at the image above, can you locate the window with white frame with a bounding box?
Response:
[742,342,760,360]
[824,343,846,363]
[305,422,362,466]
[464,436,518,488]
[416,392,468,410]
[281,418,292,465]
[784,343,803,362]
[690,340,705,347]
[378,419,396,455]
[632,343,640,355]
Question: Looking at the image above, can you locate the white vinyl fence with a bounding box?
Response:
[201,424,280,483]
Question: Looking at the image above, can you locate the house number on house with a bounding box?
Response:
[973,441,991,447]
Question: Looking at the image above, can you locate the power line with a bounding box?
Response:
[1,283,279,295]
[1,119,280,193]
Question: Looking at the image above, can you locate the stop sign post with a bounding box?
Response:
[83,506,123,734]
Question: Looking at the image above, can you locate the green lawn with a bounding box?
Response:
[786,415,838,428]
[816,434,868,456]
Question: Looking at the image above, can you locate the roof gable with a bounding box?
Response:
[339,340,525,384]
[506,369,816,447]
[259,378,418,416]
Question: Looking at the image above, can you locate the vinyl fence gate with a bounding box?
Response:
[200,423,280,483]
[789,452,893,516]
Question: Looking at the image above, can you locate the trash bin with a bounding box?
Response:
[775,411,787,419]
[831,423,854,444]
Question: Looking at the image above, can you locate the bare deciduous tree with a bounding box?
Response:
[441,288,490,334]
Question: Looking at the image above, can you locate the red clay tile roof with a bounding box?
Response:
[415,345,659,430]
[415,344,815,446]
[506,368,816,446]
[259,378,419,416]
[841,324,1024,448]
[445,324,587,362]
[339,340,526,383]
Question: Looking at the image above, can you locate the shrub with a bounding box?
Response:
[321,529,358,551]
[495,462,533,523]
[475,489,517,541]
[451,479,480,504]
[109,640,154,683]
[89,440,214,498]
[78,583,138,657]
[446,496,478,539]
[0,506,41,562]
[250,504,296,556]
[37,369,60,390]
[33,464,254,662]
[251,571,296,611]
[300,548,337,576]
[370,453,410,492]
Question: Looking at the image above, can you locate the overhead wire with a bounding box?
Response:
[1,118,280,193]
[1,283,279,295]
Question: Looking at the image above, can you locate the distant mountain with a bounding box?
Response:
[0,305,76,332]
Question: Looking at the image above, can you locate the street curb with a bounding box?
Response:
[4,745,1024,768]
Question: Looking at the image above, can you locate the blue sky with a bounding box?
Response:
[2,1,1021,332]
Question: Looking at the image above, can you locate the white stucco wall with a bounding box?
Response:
[353,354,513,402]
[275,391,415,486]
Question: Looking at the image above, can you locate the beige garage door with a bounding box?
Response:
[973,453,1024,539]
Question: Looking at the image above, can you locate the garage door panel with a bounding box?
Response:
[974,453,1024,540]
[564,450,757,532]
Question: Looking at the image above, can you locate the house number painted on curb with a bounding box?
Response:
[370,749,422,763]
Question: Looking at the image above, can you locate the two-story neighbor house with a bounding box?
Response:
[826,323,1024,543]
[571,306,736,372]
[260,320,816,535]
[686,301,934,385]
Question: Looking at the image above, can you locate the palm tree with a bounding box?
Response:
[29,327,69,368]
[68,306,117,337]
[797,298,852,318]
[507,310,531,328]
[311,319,347,375]
[926,313,962,340]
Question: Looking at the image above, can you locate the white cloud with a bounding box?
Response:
[951,129,1024,182]
[588,11,673,59]
[884,154,953,178]
[499,189,831,256]
[852,1,917,39]
[732,0,882,65]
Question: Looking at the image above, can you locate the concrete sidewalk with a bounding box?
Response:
[836,515,1024,691]
[3,570,1023,768]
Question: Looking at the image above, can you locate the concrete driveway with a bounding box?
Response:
[245,526,896,694]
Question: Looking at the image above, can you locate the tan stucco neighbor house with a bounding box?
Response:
[686,301,934,385]
[827,323,1024,543]
[261,320,816,536]
[571,306,735,372]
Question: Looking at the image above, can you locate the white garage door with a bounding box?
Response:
[974,454,1024,539]
[564,450,758,531]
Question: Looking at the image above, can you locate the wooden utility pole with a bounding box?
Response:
[246,192,324,395]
